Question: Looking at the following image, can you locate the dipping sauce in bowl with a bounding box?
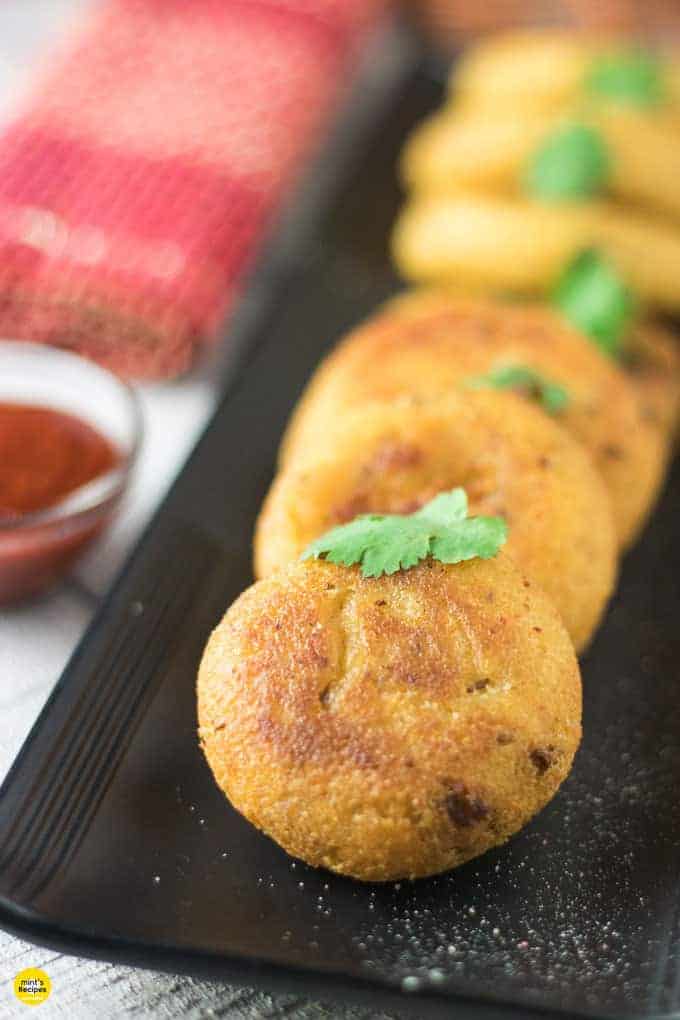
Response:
[0,404,120,519]
[0,343,141,605]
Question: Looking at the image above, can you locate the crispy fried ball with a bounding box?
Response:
[259,393,617,652]
[450,31,680,117]
[391,192,680,313]
[401,106,680,221]
[197,556,582,881]
[279,296,670,548]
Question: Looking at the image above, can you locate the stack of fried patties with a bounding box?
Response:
[0,0,383,379]
[256,287,679,653]
[200,280,680,883]
[394,31,680,318]
[196,33,680,884]
[205,281,677,881]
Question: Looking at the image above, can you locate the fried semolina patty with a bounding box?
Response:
[400,105,680,222]
[279,296,670,549]
[391,192,680,314]
[390,290,680,436]
[392,192,595,296]
[258,393,617,652]
[451,31,599,115]
[197,556,582,882]
[450,31,680,116]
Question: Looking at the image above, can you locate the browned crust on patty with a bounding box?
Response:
[258,391,617,652]
[197,557,581,881]
[280,293,671,548]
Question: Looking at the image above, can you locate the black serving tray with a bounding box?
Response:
[1,25,680,1020]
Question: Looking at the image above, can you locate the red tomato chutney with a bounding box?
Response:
[0,403,121,604]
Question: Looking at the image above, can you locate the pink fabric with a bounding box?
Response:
[0,0,386,378]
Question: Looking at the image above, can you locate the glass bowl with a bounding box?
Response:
[0,342,142,605]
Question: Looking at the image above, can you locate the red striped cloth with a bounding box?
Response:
[0,0,386,379]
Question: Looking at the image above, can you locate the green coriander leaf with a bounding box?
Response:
[360,524,430,577]
[585,50,665,107]
[301,488,507,578]
[302,516,384,567]
[552,248,635,357]
[524,122,610,201]
[431,516,508,564]
[412,488,468,527]
[466,364,570,414]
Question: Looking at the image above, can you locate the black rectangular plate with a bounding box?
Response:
[1,28,680,1020]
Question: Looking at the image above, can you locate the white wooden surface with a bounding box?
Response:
[0,5,397,1016]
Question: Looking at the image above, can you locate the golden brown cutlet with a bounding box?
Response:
[258,391,617,652]
[280,294,671,549]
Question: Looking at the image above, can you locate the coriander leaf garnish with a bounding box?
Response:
[301,489,507,579]
[585,50,665,107]
[552,249,635,357]
[466,364,569,414]
[524,122,610,201]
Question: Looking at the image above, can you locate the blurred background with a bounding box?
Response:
[0,1,677,1018]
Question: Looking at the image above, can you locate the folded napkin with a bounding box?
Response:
[0,0,385,379]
